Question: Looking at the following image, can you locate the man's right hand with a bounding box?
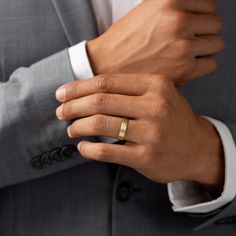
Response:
[87,0,224,85]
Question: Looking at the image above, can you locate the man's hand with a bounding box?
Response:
[87,0,224,85]
[55,74,224,194]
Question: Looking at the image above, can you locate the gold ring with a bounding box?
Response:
[118,118,129,141]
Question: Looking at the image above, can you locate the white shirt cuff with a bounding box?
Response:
[168,117,236,213]
[68,43,236,212]
[68,40,94,80]
[68,41,116,144]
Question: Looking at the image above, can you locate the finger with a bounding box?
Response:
[55,74,151,103]
[175,0,216,13]
[56,94,145,121]
[188,58,218,80]
[193,36,224,56]
[78,141,138,167]
[191,14,223,35]
[68,115,141,143]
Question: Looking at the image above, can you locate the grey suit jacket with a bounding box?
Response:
[0,0,235,235]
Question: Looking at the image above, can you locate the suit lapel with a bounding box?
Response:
[51,0,98,46]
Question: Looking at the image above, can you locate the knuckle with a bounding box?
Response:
[160,0,175,8]
[155,75,172,90]
[146,127,163,144]
[150,102,161,118]
[156,76,174,94]
[137,145,149,160]
[158,100,171,117]
[95,144,107,161]
[140,147,154,166]
[91,115,109,132]
[91,93,109,108]
[149,99,170,118]
[137,146,147,160]
[95,74,113,91]
[149,75,164,89]
[138,146,150,161]
[173,13,189,32]
[174,39,193,58]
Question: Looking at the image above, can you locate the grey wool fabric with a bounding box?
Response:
[0,0,236,235]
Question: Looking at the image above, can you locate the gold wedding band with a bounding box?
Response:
[118,118,129,141]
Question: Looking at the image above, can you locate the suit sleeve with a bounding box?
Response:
[0,49,92,189]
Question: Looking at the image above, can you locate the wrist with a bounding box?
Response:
[87,36,113,75]
[193,116,225,196]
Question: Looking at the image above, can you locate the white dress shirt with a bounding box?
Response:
[68,0,236,213]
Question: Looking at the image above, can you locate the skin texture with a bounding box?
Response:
[87,0,224,85]
[55,75,224,194]
[55,0,225,195]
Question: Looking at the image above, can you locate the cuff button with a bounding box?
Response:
[41,152,53,165]
[31,156,44,169]
[60,145,77,159]
[51,148,63,161]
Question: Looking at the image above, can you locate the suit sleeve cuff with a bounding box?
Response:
[68,41,94,80]
[167,116,236,213]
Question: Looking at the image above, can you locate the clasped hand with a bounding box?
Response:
[55,0,225,193]
[55,75,224,193]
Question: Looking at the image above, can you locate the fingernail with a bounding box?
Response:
[56,87,65,101]
[56,105,63,120]
[67,126,72,138]
[77,142,82,151]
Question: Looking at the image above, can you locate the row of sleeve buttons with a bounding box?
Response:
[31,145,77,169]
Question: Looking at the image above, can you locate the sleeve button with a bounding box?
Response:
[51,148,63,161]
[41,152,53,165]
[31,156,44,169]
[60,145,77,158]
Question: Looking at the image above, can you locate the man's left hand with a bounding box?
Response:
[55,74,224,194]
